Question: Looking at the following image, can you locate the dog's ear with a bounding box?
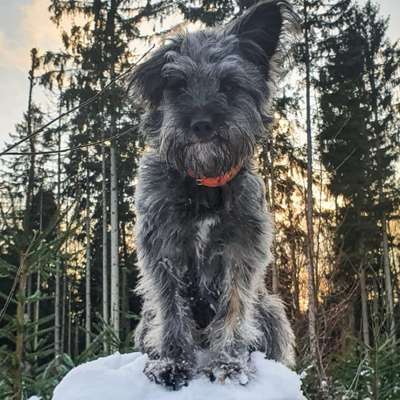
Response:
[128,39,180,107]
[227,1,296,75]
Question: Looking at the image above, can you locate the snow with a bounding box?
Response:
[52,352,306,400]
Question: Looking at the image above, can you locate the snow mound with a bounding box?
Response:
[52,352,306,400]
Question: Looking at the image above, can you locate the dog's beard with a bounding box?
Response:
[183,140,235,177]
[160,124,255,178]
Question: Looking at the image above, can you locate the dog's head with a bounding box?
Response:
[130,0,296,178]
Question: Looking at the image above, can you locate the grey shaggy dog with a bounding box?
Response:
[130,0,296,390]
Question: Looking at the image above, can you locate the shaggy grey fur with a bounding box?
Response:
[130,0,296,390]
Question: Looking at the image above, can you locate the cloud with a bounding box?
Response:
[0,0,66,145]
[0,0,61,71]
[0,30,16,67]
[20,0,61,51]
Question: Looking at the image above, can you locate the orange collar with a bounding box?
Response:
[187,164,242,187]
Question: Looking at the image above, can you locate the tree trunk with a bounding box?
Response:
[303,0,326,385]
[304,0,317,360]
[74,320,79,358]
[102,138,109,352]
[287,188,300,318]
[27,275,32,323]
[110,140,119,343]
[34,186,43,355]
[388,223,400,314]
[67,278,72,355]
[109,1,120,346]
[121,221,129,337]
[314,162,324,295]
[360,262,370,349]
[55,259,61,357]
[54,109,62,358]
[14,252,28,400]
[61,270,66,353]
[382,213,395,340]
[268,139,279,294]
[85,165,91,349]
[260,140,278,293]
[24,49,38,325]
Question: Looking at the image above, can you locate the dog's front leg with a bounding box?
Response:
[140,254,195,390]
[205,250,261,384]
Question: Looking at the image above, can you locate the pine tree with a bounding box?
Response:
[43,0,183,350]
[316,1,400,353]
[359,1,400,342]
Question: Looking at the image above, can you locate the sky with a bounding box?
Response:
[0,0,399,150]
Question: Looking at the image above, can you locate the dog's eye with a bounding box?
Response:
[220,79,236,93]
[165,77,186,91]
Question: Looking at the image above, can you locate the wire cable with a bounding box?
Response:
[0,45,154,157]
[0,126,136,156]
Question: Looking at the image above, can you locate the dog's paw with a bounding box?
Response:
[144,358,192,390]
[203,360,250,385]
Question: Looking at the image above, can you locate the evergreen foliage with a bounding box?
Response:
[0,0,399,399]
[317,0,400,355]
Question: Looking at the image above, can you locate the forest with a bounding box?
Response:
[0,0,399,399]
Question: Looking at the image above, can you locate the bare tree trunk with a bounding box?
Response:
[102,138,109,352]
[303,0,326,385]
[388,223,400,313]
[261,140,278,293]
[109,2,120,345]
[268,139,279,294]
[314,162,324,295]
[287,188,300,318]
[61,270,66,353]
[33,271,40,352]
[85,165,91,349]
[14,253,29,400]
[24,49,38,325]
[27,275,32,323]
[67,278,72,355]
[110,139,119,344]
[34,186,43,355]
[395,255,400,312]
[360,262,370,349]
[54,107,62,358]
[54,266,62,355]
[304,0,317,361]
[74,319,79,358]
[121,266,128,338]
[121,221,130,337]
[20,49,38,382]
[55,258,61,357]
[382,213,395,340]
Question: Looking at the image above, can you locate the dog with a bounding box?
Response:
[130,0,296,390]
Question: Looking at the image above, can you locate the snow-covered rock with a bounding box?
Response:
[52,352,306,400]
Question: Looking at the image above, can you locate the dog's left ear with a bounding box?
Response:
[227,1,296,75]
[128,39,181,107]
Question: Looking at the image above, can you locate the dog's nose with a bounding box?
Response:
[190,117,214,139]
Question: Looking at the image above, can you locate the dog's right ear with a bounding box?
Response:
[226,1,298,78]
[128,40,181,107]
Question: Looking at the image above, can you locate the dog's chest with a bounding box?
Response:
[183,212,226,329]
[179,180,231,327]
[194,216,219,260]
[182,180,225,267]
